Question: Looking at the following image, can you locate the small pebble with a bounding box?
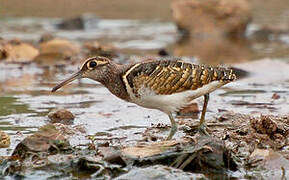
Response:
[48,108,75,125]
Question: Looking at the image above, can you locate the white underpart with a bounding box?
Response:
[128,81,227,113]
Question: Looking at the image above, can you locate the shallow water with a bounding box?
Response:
[1,57,289,156]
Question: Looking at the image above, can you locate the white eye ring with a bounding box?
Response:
[87,60,97,70]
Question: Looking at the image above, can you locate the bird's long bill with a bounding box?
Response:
[51,71,82,92]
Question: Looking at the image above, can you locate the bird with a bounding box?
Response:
[52,56,236,140]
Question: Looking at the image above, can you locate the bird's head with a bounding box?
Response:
[51,56,113,92]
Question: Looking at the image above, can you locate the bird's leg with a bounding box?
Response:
[199,94,209,135]
[167,113,178,140]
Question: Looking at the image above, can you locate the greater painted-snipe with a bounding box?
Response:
[52,56,236,140]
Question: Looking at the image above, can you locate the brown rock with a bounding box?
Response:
[84,41,118,58]
[57,16,85,30]
[36,38,80,61]
[272,93,280,100]
[0,38,5,59]
[171,0,252,38]
[122,140,184,159]
[250,115,277,136]
[0,44,5,60]
[48,108,75,125]
[0,130,10,148]
[122,136,237,173]
[12,124,70,158]
[1,39,39,62]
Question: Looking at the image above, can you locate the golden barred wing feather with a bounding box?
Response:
[123,60,236,97]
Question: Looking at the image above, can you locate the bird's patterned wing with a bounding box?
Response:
[122,60,235,97]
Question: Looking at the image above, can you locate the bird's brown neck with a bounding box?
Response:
[98,63,131,101]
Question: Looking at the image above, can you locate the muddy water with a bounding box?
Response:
[0,18,179,154]
[0,4,289,179]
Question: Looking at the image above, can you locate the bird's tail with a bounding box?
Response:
[208,66,236,82]
[220,68,237,82]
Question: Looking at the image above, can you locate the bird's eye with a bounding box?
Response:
[88,61,97,68]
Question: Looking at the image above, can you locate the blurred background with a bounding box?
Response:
[1,0,289,63]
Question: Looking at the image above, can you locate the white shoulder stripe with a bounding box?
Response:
[122,63,141,99]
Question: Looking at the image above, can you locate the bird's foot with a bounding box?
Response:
[166,123,178,140]
[198,123,209,136]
